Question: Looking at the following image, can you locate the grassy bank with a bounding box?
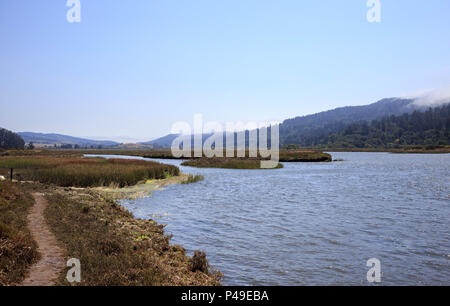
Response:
[180,151,331,169]
[181,157,284,169]
[0,182,39,285]
[32,184,221,285]
[0,156,180,188]
[279,151,332,162]
[284,146,450,154]
[1,153,219,286]
[1,148,333,172]
[389,147,450,154]
[3,148,334,164]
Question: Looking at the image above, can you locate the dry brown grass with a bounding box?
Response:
[0,182,39,285]
[41,186,222,286]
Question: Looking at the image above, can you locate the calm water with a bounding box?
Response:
[89,153,450,285]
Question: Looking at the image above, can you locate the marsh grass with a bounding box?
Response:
[181,157,283,169]
[180,151,331,169]
[3,148,333,162]
[78,148,332,163]
[0,156,180,188]
[0,182,39,285]
[279,151,332,162]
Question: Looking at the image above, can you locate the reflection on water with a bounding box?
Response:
[89,153,450,285]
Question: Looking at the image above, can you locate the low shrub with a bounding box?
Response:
[189,251,209,273]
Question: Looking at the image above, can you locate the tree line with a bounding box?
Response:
[0,128,25,149]
[293,104,450,149]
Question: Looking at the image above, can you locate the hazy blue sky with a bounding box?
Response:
[1,0,450,141]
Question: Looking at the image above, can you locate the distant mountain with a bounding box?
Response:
[139,134,180,148]
[146,98,421,148]
[140,133,222,149]
[18,132,120,147]
[113,143,154,149]
[139,96,450,149]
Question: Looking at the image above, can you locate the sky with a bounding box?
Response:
[1,0,450,142]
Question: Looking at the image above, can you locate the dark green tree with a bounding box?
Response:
[0,128,25,149]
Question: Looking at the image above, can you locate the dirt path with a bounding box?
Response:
[21,193,65,286]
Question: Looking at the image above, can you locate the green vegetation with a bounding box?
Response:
[0,182,39,285]
[279,98,415,146]
[181,174,205,184]
[0,147,331,176]
[282,104,450,149]
[0,149,82,157]
[180,151,331,169]
[389,147,450,154]
[141,150,180,159]
[0,156,180,188]
[42,187,221,285]
[319,146,450,153]
[321,105,450,149]
[0,128,25,149]
[77,148,332,163]
[182,158,283,169]
[279,150,332,162]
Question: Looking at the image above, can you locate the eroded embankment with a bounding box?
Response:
[92,173,191,200]
[38,176,221,286]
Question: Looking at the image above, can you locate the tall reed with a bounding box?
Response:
[0,157,180,188]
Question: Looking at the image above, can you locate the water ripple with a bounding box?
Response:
[111,152,450,285]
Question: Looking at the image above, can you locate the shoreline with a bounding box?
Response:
[324,148,450,154]
[92,172,192,200]
[2,150,448,285]
[1,174,221,286]
[7,147,446,158]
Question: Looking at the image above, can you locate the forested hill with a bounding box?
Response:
[0,128,25,149]
[280,98,417,146]
[136,97,450,150]
[305,103,450,149]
